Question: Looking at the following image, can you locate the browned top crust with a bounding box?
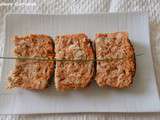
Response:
[55,33,94,91]
[7,34,54,89]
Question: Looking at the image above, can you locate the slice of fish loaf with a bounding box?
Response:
[7,34,54,89]
[55,33,94,91]
[95,32,136,88]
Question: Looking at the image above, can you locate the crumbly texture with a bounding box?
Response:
[96,58,135,88]
[95,32,134,59]
[55,33,94,91]
[95,32,136,88]
[7,34,54,90]
[14,34,54,58]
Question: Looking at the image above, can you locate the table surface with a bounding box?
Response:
[0,0,160,119]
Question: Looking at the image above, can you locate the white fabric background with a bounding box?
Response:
[0,0,160,119]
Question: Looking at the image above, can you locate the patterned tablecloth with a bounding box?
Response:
[0,0,160,119]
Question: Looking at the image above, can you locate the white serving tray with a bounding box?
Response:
[0,13,160,114]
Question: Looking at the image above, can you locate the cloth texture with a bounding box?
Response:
[0,0,160,119]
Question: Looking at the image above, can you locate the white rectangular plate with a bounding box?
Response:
[0,13,160,114]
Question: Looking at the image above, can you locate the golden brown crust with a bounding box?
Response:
[95,32,136,88]
[55,33,94,91]
[7,34,54,90]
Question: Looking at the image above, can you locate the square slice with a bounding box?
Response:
[55,33,94,91]
[95,32,136,88]
[7,34,54,89]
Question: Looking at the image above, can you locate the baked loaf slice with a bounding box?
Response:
[7,34,54,89]
[55,33,94,91]
[95,32,136,88]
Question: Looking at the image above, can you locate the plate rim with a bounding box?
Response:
[1,12,160,114]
